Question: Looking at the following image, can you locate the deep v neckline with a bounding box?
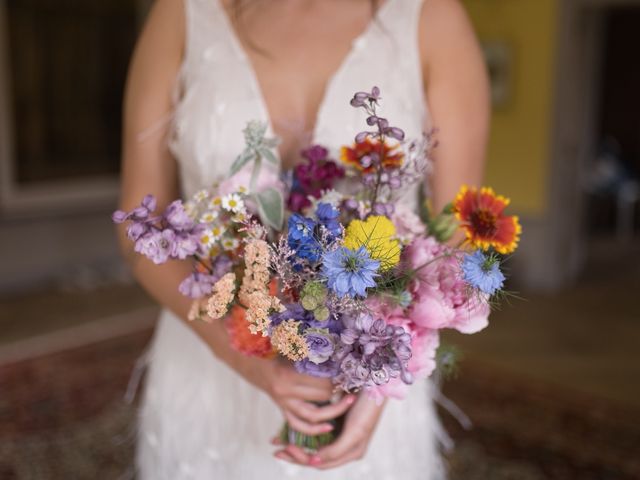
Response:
[213,0,394,164]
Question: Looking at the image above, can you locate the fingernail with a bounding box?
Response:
[347,395,356,404]
[322,424,333,432]
[310,455,322,466]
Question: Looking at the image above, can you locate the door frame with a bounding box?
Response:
[545,0,640,288]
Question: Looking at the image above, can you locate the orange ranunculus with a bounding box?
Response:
[225,305,275,358]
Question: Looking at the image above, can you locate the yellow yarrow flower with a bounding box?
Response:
[343,215,400,271]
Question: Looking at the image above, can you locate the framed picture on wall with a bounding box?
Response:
[482,41,514,109]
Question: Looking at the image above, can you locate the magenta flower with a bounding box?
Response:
[287,145,345,212]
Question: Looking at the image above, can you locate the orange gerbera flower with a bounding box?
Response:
[340,138,403,173]
[453,185,521,254]
[225,305,276,358]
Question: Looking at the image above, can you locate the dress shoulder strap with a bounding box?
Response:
[180,0,236,76]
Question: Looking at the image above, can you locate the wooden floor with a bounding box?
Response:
[444,237,640,409]
[1,237,639,409]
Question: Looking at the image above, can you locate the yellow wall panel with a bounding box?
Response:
[463,0,558,215]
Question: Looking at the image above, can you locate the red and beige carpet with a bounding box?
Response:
[1,328,639,480]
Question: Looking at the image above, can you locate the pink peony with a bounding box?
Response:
[404,236,445,270]
[451,293,490,334]
[409,328,440,379]
[408,287,455,329]
[405,236,490,335]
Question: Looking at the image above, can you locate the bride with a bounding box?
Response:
[117,0,489,478]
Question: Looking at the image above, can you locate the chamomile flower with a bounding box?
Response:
[232,212,247,223]
[200,226,225,248]
[222,193,245,213]
[183,201,197,219]
[211,225,226,240]
[194,189,209,202]
[200,229,217,248]
[199,210,219,223]
[221,237,240,251]
[209,196,223,209]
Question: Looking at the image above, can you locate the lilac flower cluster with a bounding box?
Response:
[178,255,233,298]
[113,195,202,265]
[334,313,414,391]
[350,87,405,144]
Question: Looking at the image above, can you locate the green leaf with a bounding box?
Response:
[429,213,459,243]
[229,149,255,176]
[255,188,284,231]
[259,147,279,166]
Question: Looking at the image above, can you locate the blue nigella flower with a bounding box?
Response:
[322,246,380,298]
[461,250,505,295]
[315,202,342,238]
[287,214,321,262]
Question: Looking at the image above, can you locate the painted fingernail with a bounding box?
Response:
[310,455,322,466]
[321,424,333,432]
[346,395,356,404]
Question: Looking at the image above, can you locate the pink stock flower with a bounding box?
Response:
[218,164,283,198]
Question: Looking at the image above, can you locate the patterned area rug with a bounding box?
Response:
[1,329,639,479]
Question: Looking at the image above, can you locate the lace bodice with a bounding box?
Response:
[169,0,430,205]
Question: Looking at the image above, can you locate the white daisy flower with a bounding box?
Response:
[232,212,247,223]
[221,193,245,213]
[199,230,216,248]
[317,189,344,207]
[184,201,197,219]
[208,197,222,209]
[210,225,225,240]
[221,238,239,251]
[193,189,209,202]
[200,226,225,248]
[199,210,219,223]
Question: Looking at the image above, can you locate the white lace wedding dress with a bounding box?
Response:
[136,0,446,478]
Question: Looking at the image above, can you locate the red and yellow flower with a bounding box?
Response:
[340,138,403,173]
[453,185,521,254]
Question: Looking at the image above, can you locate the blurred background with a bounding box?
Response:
[0,0,638,478]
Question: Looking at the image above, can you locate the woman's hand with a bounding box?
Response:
[258,360,356,437]
[273,393,385,468]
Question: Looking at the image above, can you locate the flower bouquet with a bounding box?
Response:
[114,86,521,451]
